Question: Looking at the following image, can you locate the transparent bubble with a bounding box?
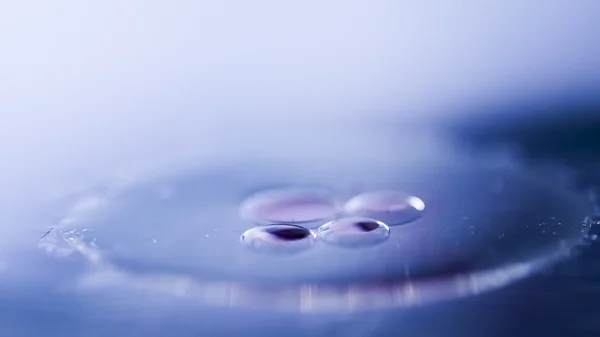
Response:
[344,190,424,226]
[241,224,316,255]
[239,187,339,225]
[318,217,390,248]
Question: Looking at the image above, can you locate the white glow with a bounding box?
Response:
[408,196,426,211]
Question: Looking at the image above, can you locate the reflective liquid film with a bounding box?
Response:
[318,217,390,248]
[344,190,425,226]
[241,224,316,255]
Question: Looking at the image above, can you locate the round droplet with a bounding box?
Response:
[344,190,424,226]
[318,217,390,248]
[241,224,316,255]
[239,187,339,225]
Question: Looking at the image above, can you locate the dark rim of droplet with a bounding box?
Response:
[264,225,312,241]
[354,221,381,232]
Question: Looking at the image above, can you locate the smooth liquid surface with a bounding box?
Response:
[344,191,425,226]
[241,224,316,255]
[240,187,339,226]
[35,156,591,312]
[318,217,390,248]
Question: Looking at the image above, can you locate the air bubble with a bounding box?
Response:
[241,224,316,255]
[318,217,390,248]
[240,187,338,225]
[344,190,424,226]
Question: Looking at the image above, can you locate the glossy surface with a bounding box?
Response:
[240,187,339,226]
[35,155,590,311]
[344,191,425,226]
[318,217,390,248]
[1,1,600,334]
[241,224,316,255]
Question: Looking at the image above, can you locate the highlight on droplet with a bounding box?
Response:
[344,190,424,226]
[239,187,339,225]
[241,224,317,255]
[317,217,390,248]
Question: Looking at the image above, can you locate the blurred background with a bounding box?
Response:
[1,1,600,336]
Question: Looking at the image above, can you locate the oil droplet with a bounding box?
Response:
[343,190,424,226]
[241,224,316,255]
[318,217,390,248]
[239,187,338,225]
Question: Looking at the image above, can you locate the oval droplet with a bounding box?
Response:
[318,217,390,248]
[239,187,339,225]
[241,224,316,255]
[344,190,424,226]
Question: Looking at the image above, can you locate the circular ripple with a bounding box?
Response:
[344,190,425,226]
[318,217,390,248]
[39,159,592,311]
[241,224,316,255]
[239,187,339,225]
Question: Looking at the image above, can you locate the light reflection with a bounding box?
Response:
[407,196,426,212]
[343,190,425,226]
[37,162,592,312]
[42,228,573,312]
